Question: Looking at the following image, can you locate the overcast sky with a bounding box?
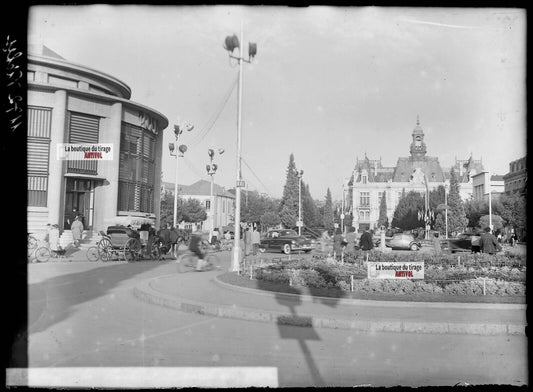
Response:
[28,5,526,200]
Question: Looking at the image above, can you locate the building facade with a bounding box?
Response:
[472,172,505,202]
[163,180,235,233]
[350,118,484,231]
[503,156,527,195]
[27,45,168,237]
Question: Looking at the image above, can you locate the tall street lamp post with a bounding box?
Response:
[169,122,193,228]
[444,183,449,239]
[223,23,257,272]
[294,169,304,236]
[206,148,224,238]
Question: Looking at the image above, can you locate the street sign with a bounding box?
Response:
[296,221,303,227]
[236,180,246,188]
[334,223,339,228]
[340,214,345,219]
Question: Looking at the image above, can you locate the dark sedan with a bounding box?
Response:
[259,229,314,254]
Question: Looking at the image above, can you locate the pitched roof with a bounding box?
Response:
[166,179,235,198]
[392,156,446,182]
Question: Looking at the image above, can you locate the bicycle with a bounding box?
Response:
[176,250,220,273]
[34,245,67,262]
[86,246,100,261]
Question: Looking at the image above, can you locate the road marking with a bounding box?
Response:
[6,367,279,388]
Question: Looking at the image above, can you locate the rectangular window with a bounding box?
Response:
[27,106,52,206]
[360,192,370,207]
[206,200,211,210]
[67,112,100,175]
[118,123,156,213]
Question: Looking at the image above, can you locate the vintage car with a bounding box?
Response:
[445,232,482,253]
[259,229,314,254]
[375,233,422,251]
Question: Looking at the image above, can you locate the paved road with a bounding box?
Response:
[16,259,528,388]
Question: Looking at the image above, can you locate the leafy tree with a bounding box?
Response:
[241,190,280,224]
[260,211,281,231]
[182,198,207,223]
[391,190,425,230]
[278,154,299,228]
[377,191,389,228]
[302,183,320,227]
[447,167,468,233]
[160,190,184,229]
[429,185,445,211]
[499,193,526,233]
[479,214,505,232]
[463,199,489,228]
[322,188,334,230]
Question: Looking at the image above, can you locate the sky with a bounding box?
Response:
[27,5,526,201]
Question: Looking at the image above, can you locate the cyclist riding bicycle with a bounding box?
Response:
[189,230,209,271]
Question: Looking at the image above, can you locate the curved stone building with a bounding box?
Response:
[27,45,168,238]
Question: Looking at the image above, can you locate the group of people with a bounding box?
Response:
[321,227,374,259]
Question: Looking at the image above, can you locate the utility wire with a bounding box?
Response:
[241,157,273,197]
[189,75,238,148]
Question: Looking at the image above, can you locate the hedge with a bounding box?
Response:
[252,255,526,296]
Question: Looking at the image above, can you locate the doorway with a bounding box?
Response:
[64,178,94,230]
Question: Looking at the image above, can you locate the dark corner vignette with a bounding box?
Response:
[4,4,29,369]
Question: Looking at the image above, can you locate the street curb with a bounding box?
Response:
[212,275,527,310]
[133,275,527,336]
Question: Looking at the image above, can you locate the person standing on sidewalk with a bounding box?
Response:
[359,229,374,252]
[244,227,252,256]
[71,216,84,248]
[251,227,261,255]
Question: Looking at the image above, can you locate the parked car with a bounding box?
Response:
[445,232,481,253]
[375,233,422,251]
[259,229,314,254]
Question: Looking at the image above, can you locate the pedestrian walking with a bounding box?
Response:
[251,227,261,255]
[71,215,84,247]
[210,227,219,246]
[479,227,500,255]
[345,226,357,253]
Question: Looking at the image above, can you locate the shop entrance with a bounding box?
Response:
[64,178,94,230]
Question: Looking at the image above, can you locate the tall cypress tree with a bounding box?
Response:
[447,167,468,233]
[377,191,388,228]
[279,154,299,228]
[323,188,334,230]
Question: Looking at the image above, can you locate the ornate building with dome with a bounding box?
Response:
[349,118,484,232]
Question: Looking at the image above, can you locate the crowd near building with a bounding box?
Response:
[27,45,168,241]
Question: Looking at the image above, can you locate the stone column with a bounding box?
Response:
[99,102,122,230]
[47,90,67,227]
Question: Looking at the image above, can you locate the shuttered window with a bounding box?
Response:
[27,106,52,206]
[118,123,156,213]
[67,112,100,175]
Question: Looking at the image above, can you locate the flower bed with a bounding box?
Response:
[252,253,526,297]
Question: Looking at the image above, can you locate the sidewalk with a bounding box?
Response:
[133,251,527,336]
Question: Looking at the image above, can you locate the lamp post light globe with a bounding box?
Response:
[170,120,193,230]
[224,22,258,273]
